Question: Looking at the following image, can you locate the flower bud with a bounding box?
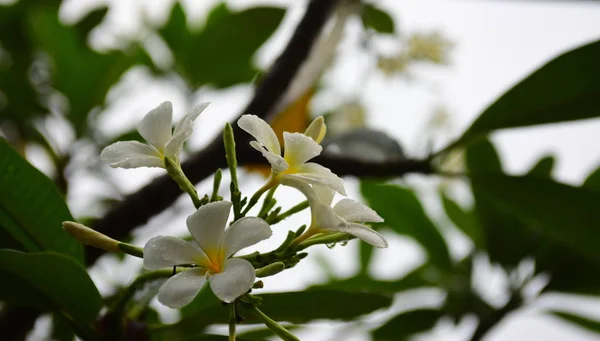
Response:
[304,116,327,144]
[255,262,286,278]
[62,221,120,252]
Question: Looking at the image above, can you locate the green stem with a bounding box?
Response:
[242,180,276,216]
[229,304,236,341]
[296,232,355,251]
[211,169,223,202]
[117,242,144,258]
[164,157,202,208]
[250,305,299,341]
[267,201,309,224]
[258,185,278,218]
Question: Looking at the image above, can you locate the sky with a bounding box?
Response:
[21,0,600,340]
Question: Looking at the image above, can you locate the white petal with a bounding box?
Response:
[137,101,173,150]
[220,217,272,258]
[283,132,322,167]
[314,185,335,206]
[289,163,346,196]
[143,236,209,270]
[157,268,207,308]
[313,203,347,231]
[304,116,327,144]
[164,102,210,159]
[238,115,281,155]
[250,141,288,174]
[208,258,255,303]
[333,199,383,223]
[278,175,319,204]
[186,201,232,254]
[100,141,163,169]
[344,223,388,248]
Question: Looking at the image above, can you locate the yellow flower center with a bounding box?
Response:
[199,248,225,273]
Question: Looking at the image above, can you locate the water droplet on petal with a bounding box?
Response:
[326,243,336,249]
[340,241,348,246]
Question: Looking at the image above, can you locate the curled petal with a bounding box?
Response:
[278,175,319,204]
[157,268,207,308]
[344,223,388,248]
[304,116,327,144]
[314,185,335,207]
[143,236,209,270]
[186,201,232,254]
[238,115,281,155]
[164,102,210,159]
[313,203,347,231]
[250,141,288,174]
[333,199,383,223]
[137,101,173,150]
[283,132,322,167]
[208,258,255,303]
[220,217,272,258]
[288,162,346,196]
[100,141,163,169]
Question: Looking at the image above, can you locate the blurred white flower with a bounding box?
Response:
[100,101,209,169]
[238,114,346,195]
[143,201,271,307]
[282,177,387,248]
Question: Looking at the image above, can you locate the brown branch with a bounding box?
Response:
[87,0,342,265]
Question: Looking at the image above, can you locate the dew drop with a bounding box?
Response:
[340,241,348,246]
[326,243,336,249]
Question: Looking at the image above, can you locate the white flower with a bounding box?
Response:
[282,177,387,248]
[101,101,209,169]
[143,201,272,307]
[237,115,346,195]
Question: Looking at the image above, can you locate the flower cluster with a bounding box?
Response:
[65,101,388,338]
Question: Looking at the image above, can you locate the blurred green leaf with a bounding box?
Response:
[160,2,285,88]
[26,3,153,136]
[52,313,75,341]
[372,309,442,341]
[361,4,395,34]
[549,311,600,334]
[361,181,453,271]
[0,138,82,261]
[0,250,102,324]
[526,155,555,178]
[156,290,392,339]
[440,193,482,248]
[470,174,600,267]
[454,39,600,148]
[466,139,533,267]
[359,241,374,273]
[73,6,108,39]
[583,165,600,191]
[238,325,296,341]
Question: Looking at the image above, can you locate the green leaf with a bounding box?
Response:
[0,250,102,324]
[526,155,555,178]
[454,39,600,147]
[466,139,533,267]
[0,139,82,261]
[372,309,442,341]
[440,193,482,248]
[238,325,296,341]
[361,181,453,271]
[160,3,285,88]
[470,174,600,267]
[155,290,392,339]
[359,241,374,273]
[549,311,600,334]
[361,4,395,34]
[583,166,600,191]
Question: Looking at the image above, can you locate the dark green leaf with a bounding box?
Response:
[583,166,600,191]
[549,311,600,334]
[373,309,442,341]
[361,181,453,271]
[0,250,102,323]
[238,325,296,341]
[470,174,600,267]
[359,241,374,273]
[440,193,482,248]
[526,155,555,178]
[52,313,75,341]
[362,4,395,34]
[455,39,600,147]
[0,139,82,261]
[466,139,533,267]
[160,3,285,88]
[73,6,108,39]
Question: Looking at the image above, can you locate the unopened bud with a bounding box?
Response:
[255,262,286,278]
[62,221,120,252]
[304,116,327,144]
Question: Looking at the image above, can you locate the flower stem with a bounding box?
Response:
[242,179,277,217]
[117,242,144,258]
[164,157,202,208]
[267,201,309,224]
[211,168,223,202]
[250,305,300,341]
[296,232,355,251]
[229,303,237,341]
